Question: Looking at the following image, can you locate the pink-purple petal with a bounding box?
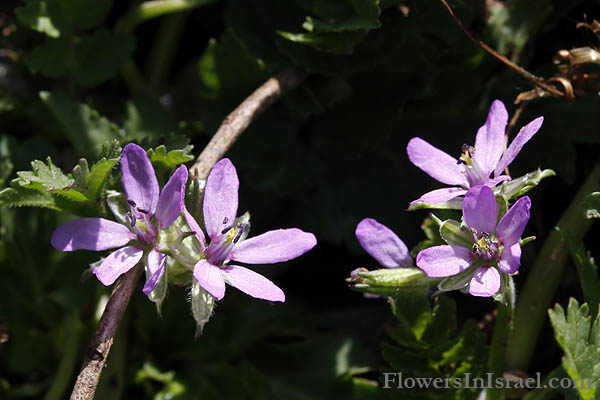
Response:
[93,245,144,286]
[497,196,531,245]
[416,245,474,277]
[51,218,135,251]
[143,248,166,295]
[484,175,511,187]
[469,266,501,297]
[406,138,467,186]
[462,185,497,234]
[230,228,317,264]
[183,208,206,248]
[494,116,544,177]
[203,158,239,240]
[473,100,508,176]
[498,242,521,274]
[222,264,285,302]
[355,218,412,268]
[156,165,188,229]
[193,259,226,300]
[121,143,160,215]
[410,187,468,205]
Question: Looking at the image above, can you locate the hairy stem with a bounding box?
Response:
[190,68,309,178]
[438,0,564,99]
[506,163,600,371]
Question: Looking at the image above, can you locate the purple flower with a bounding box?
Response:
[355,218,412,268]
[184,158,317,302]
[416,185,531,297]
[51,143,188,294]
[406,100,543,205]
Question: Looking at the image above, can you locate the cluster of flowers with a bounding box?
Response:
[51,144,317,329]
[353,100,543,298]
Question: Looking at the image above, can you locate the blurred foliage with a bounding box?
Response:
[1,0,600,398]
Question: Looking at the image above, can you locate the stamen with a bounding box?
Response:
[223,217,229,225]
[221,224,234,235]
[126,211,136,227]
[127,199,136,207]
[136,208,149,214]
[233,224,245,243]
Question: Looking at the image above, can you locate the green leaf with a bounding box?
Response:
[40,92,121,159]
[15,0,68,38]
[0,185,59,209]
[25,30,134,87]
[557,228,600,320]
[278,0,381,55]
[439,219,474,248]
[56,0,113,31]
[383,295,488,399]
[71,30,134,86]
[548,298,599,400]
[147,145,194,171]
[584,192,600,219]
[410,215,444,257]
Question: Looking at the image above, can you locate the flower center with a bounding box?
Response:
[471,231,500,261]
[126,199,157,244]
[457,144,488,186]
[205,218,249,266]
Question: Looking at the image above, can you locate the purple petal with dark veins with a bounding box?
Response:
[93,245,143,286]
[183,208,206,249]
[407,138,467,186]
[497,196,531,246]
[230,228,317,264]
[121,143,159,215]
[498,242,521,273]
[51,218,135,251]
[156,165,188,229]
[494,117,544,177]
[473,100,508,176]
[462,185,498,234]
[416,245,474,277]
[355,218,412,268]
[193,259,226,300]
[222,264,285,302]
[203,158,239,240]
[143,248,166,295]
[469,266,501,297]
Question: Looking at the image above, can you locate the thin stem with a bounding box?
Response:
[69,67,308,400]
[438,0,564,99]
[116,0,216,34]
[190,68,310,179]
[487,302,510,400]
[147,13,188,92]
[506,163,600,371]
[43,312,82,400]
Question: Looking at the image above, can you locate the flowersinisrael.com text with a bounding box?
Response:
[382,372,591,390]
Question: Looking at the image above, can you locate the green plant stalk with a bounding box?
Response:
[487,302,510,400]
[43,312,82,400]
[147,13,188,92]
[506,163,600,371]
[116,0,217,34]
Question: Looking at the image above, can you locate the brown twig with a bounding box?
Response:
[69,67,308,400]
[70,264,142,400]
[438,0,565,99]
[190,68,310,179]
